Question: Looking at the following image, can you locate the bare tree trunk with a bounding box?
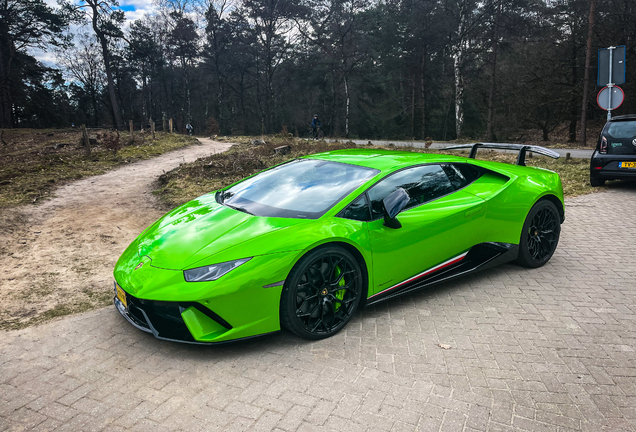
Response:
[101,39,123,130]
[453,52,465,139]
[81,124,91,155]
[453,0,468,139]
[420,53,426,139]
[142,71,148,120]
[90,88,99,127]
[0,36,16,128]
[411,79,416,137]
[568,43,578,143]
[344,74,350,138]
[579,0,596,147]
[87,0,123,131]
[486,0,502,142]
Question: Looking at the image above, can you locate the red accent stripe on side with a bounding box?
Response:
[369,252,468,299]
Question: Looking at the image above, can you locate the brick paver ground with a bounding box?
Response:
[1,185,635,432]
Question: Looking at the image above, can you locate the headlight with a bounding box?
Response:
[183,258,251,282]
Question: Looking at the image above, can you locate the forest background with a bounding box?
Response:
[3,0,635,144]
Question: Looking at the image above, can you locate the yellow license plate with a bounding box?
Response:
[116,285,127,308]
[620,161,636,168]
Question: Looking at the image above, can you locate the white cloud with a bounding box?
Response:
[29,0,159,64]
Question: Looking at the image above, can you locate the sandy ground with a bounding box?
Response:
[0,138,232,330]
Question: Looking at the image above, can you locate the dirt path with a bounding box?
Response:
[0,138,232,330]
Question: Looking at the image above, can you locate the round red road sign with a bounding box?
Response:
[597,86,624,110]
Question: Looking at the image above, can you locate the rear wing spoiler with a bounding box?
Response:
[444,143,560,166]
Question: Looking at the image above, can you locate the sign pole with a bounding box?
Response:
[607,46,614,120]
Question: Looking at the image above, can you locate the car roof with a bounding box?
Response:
[303,148,466,171]
[608,114,636,122]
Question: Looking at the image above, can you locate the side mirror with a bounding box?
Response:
[382,187,410,229]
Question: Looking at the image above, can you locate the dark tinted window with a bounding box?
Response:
[219,159,379,219]
[606,121,636,138]
[368,165,454,218]
[442,164,480,189]
[339,195,371,221]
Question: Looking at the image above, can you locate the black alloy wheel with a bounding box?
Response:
[516,200,561,268]
[281,246,363,340]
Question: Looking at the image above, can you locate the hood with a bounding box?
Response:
[135,193,307,270]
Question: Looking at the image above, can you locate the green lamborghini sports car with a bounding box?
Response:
[113,143,564,344]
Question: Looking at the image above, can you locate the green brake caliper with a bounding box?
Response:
[333,266,346,311]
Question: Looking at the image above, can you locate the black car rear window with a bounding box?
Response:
[606,121,636,138]
[604,121,636,154]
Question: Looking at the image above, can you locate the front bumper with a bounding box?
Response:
[113,251,295,344]
[114,283,280,345]
[114,285,230,344]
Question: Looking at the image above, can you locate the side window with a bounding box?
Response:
[442,164,481,189]
[339,195,371,221]
[367,165,454,218]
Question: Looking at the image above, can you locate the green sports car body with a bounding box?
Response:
[113,145,564,343]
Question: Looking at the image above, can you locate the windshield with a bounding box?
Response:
[218,159,379,219]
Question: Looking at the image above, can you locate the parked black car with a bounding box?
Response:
[590,115,636,186]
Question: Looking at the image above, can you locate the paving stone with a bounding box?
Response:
[2,188,636,431]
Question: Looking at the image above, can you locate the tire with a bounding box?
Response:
[280,246,363,340]
[316,129,324,140]
[590,176,605,187]
[515,199,561,268]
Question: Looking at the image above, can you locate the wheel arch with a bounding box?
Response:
[536,193,565,223]
[288,240,371,310]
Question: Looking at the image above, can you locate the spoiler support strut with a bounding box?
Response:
[445,143,560,166]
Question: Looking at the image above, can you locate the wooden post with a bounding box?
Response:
[150,118,155,140]
[169,118,173,133]
[81,124,91,155]
[129,120,134,144]
[566,152,571,161]
[162,112,167,132]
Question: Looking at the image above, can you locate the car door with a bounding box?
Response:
[365,164,486,296]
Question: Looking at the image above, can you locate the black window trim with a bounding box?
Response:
[337,162,483,222]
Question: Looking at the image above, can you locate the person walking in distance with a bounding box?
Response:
[311,114,322,139]
[185,123,193,136]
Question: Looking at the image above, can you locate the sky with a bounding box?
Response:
[30,0,158,66]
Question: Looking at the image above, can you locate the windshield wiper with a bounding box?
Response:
[216,190,235,204]
[225,203,254,215]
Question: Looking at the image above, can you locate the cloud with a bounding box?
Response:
[29,0,158,64]
[29,48,58,67]
[121,0,157,22]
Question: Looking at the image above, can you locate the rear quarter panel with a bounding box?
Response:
[468,160,564,245]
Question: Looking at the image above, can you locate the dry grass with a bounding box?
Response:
[0,129,198,209]
[155,137,599,207]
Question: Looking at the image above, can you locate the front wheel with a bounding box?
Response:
[280,246,363,340]
[516,200,561,268]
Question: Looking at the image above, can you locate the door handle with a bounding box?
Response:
[465,205,484,218]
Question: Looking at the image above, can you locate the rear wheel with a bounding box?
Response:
[280,246,363,340]
[516,200,561,268]
[590,176,605,187]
